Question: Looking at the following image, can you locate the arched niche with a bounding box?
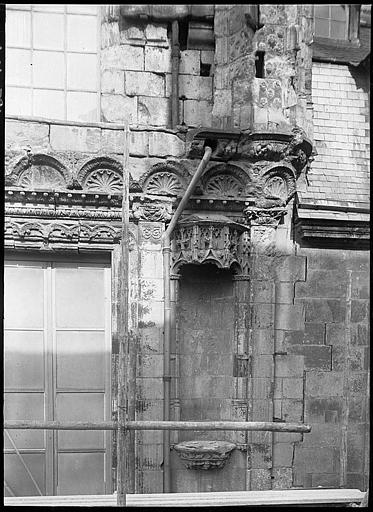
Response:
[141,161,189,197]
[261,163,296,205]
[11,154,69,190]
[78,156,124,193]
[201,163,250,199]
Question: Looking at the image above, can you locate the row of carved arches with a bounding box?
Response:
[5,153,297,204]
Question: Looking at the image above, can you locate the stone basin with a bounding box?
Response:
[173,440,236,470]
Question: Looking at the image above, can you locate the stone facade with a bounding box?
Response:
[4,3,370,496]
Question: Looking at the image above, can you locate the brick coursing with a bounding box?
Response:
[300,62,370,209]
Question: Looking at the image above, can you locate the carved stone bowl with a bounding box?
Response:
[173,440,236,470]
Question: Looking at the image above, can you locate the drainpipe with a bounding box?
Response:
[162,145,212,492]
[171,20,180,129]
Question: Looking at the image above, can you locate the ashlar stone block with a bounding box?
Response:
[179,75,213,101]
[125,71,165,97]
[145,46,172,73]
[148,132,185,157]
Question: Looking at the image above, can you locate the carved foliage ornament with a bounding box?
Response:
[172,217,250,275]
[5,219,121,245]
[174,440,236,470]
[144,171,184,196]
[85,169,122,193]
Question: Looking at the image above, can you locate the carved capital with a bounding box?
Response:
[244,207,286,226]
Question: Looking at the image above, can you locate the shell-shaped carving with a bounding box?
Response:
[18,165,66,189]
[85,169,122,193]
[204,174,244,197]
[145,172,184,196]
[264,176,287,200]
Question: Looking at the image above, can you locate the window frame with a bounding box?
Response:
[313,4,361,43]
[5,4,101,123]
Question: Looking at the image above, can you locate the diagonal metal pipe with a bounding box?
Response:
[161,145,212,492]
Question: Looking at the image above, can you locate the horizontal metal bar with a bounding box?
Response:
[4,420,311,433]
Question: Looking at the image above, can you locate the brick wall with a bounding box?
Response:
[306,62,370,208]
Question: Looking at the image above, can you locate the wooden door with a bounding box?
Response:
[4,259,112,496]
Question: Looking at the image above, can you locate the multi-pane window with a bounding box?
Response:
[5,4,100,122]
[314,4,348,40]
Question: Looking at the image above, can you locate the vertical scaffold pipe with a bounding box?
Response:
[162,145,212,492]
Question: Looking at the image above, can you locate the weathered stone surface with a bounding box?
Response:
[101,20,120,49]
[101,69,125,94]
[145,22,169,47]
[350,323,369,346]
[351,272,369,299]
[275,304,305,330]
[272,444,293,468]
[295,270,348,298]
[101,128,126,154]
[351,300,369,323]
[279,399,303,422]
[248,468,272,490]
[101,94,137,123]
[129,156,163,182]
[145,46,171,73]
[297,299,346,323]
[101,45,144,71]
[183,100,213,127]
[282,377,303,399]
[6,120,50,151]
[125,71,165,97]
[179,75,213,100]
[148,132,185,157]
[294,445,335,473]
[287,345,332,371]
[179,49,200,75]
[304,397,344,423]
[129,130,149,157]
[304,322,325,344]
[50,125,101,153]
[305,371,344,397]
[272,467,293,488]
[276,355,304,378]
[252,355,273,379]
[138,97,169,127]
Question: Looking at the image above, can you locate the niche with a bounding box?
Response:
[177,263,235,441]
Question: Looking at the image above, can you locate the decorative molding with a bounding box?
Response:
[132,197,173,222]
[141,161,189,197]
[6,153,71,189]
[78,156,124,193]
[174,440,236,470]
[187,128,313,176]
[172,215,250,275]
[245,207,286,226]
[144,171,185,196]
[5,218,122,248]
[139,222,163,243]
[202,163,248,199]
[85,169,122,193]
